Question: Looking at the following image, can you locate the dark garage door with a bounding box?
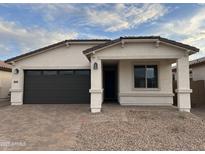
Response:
[24,70,90,104]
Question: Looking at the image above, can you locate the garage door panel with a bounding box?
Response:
[24,70,90,104]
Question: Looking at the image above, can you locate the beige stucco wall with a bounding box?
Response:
[93,42,187,106]
[192,65,205,81]
[96,42,186,60]
[0,70,12,102]
[10,40,189,107]
[11,44,95,104]
[118,60,174,105]
[14,44,92,69]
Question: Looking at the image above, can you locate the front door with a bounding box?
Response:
[103,65,118,102]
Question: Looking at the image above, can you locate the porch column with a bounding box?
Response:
[10,67,24,105]
[90,57,103,113]
[176,55,192,112]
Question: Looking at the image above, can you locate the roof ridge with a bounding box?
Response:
[66,39,111,41]
[6,39,110,62]
[5,36,200,63]
[83,38,120,54]
[83,36,199,55]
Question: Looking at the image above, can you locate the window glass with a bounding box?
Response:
[59,70,74,75]
[134,65,158,88]
[75,70,90,76]
[43,71,57,76]
[134,66,146,88]
[26,71,41,76]
[147,65,158,88]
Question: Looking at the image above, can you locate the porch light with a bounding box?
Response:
[14,68,19,74]
[93,62,98,70]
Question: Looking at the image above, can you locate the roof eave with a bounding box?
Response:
[5,39,110,63]
[83,37,200,56]
[0,67,12,72]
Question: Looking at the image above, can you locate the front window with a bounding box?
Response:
[134,65,158,88]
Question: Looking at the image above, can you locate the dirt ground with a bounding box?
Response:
[0,104,204,150]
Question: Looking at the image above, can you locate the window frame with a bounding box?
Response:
[133,63,160,91]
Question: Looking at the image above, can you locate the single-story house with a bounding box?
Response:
[172,57,205,107]
[189,57,205,106]
[5,36,199,113]
[172,57,205,81]
[189,57,205,81]
[0,61,12,103]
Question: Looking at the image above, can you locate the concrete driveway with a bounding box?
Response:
[0,104,205,150]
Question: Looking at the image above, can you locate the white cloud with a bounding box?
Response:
[86,4,168,32]
[157,8,205,38]
[2,4,205,61]
[78,32,110,40]
[147,6,205,60]
[0,44,11,56]
[87,9,129,32]
[0,18,78,56]
[30,4,78,21]
[28,4,168,32]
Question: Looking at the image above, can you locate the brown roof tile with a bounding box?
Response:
[5,36,199,63]
[0,60,12,72]
[190,57,205,68]
[5,39,110,63]
[83,36,199,55]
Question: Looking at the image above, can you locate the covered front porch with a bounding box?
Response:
[89,57,191,113]
[84,37,195,113]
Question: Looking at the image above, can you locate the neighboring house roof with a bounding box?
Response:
[172,56,205,72]
[83,36,200,55]
[189,57,205,68]
[5,39,110,63]
[0,60,12,72]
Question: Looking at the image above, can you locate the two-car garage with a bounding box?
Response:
[23,70,90,104]
[6,39,110,106]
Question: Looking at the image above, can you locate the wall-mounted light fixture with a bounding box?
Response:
[65,41,70,47]
[93,62,98,70]
[156,40,160,48]
[13,68,19,74]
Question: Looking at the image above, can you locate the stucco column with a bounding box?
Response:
[10,67,24,105]
[176,55,192,112]
[90,57,103,113]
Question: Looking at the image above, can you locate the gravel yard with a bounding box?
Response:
[75,108,205,150]
[0,104,205,150]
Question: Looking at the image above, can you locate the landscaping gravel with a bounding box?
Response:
[0,104,205,150]
[75,109,205,150]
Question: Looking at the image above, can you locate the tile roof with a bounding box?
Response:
[83,36,199,55]
[0,60,12,71]
[172,56,205,71]
[5,39,110,63]
[5,36,199,63]
[189,57,205,68]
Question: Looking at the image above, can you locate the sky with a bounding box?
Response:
[0,3,205,61]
